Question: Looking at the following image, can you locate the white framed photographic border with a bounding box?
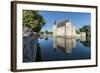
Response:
[11,1,98,72]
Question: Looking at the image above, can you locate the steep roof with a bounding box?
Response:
[56,19,71,27]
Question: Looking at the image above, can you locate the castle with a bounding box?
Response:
[53,19,86,38]
[53,19,76,38]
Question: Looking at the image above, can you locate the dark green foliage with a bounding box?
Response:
[40,32,44,34]
[23,10,45,33]
[79,25,91,37]
[47,32,53,34]
[81,25,90,32]
[45,30,48,34]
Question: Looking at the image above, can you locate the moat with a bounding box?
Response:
[23,36,91,62]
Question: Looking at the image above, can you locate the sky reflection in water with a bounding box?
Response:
[23,36,91,63]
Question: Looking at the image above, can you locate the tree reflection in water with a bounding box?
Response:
[80,36,91,47]
[23,36,41,62]
[36,43,42,62]
[23,35,91,62]
[44,36,48,41]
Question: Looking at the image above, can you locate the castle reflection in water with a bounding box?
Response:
[23,35,90,63]
[53,36,86,54]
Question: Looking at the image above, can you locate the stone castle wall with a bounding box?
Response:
[53,20,76,38]
[53,19,86,38]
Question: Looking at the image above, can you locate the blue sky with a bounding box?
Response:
[39,11,91,32]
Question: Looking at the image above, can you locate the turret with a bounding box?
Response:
[53,20,57,36]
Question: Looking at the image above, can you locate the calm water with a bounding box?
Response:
[23,36,91,62]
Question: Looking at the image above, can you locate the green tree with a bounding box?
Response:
[45,30,48,34]
[79,25,91,37]
[79,25,90,32]
[79,28,82,32]
[40,32,44,34]
[82,25,90,32]
[23,10,45,33]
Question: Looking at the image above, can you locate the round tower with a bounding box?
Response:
[53,20,57,36]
